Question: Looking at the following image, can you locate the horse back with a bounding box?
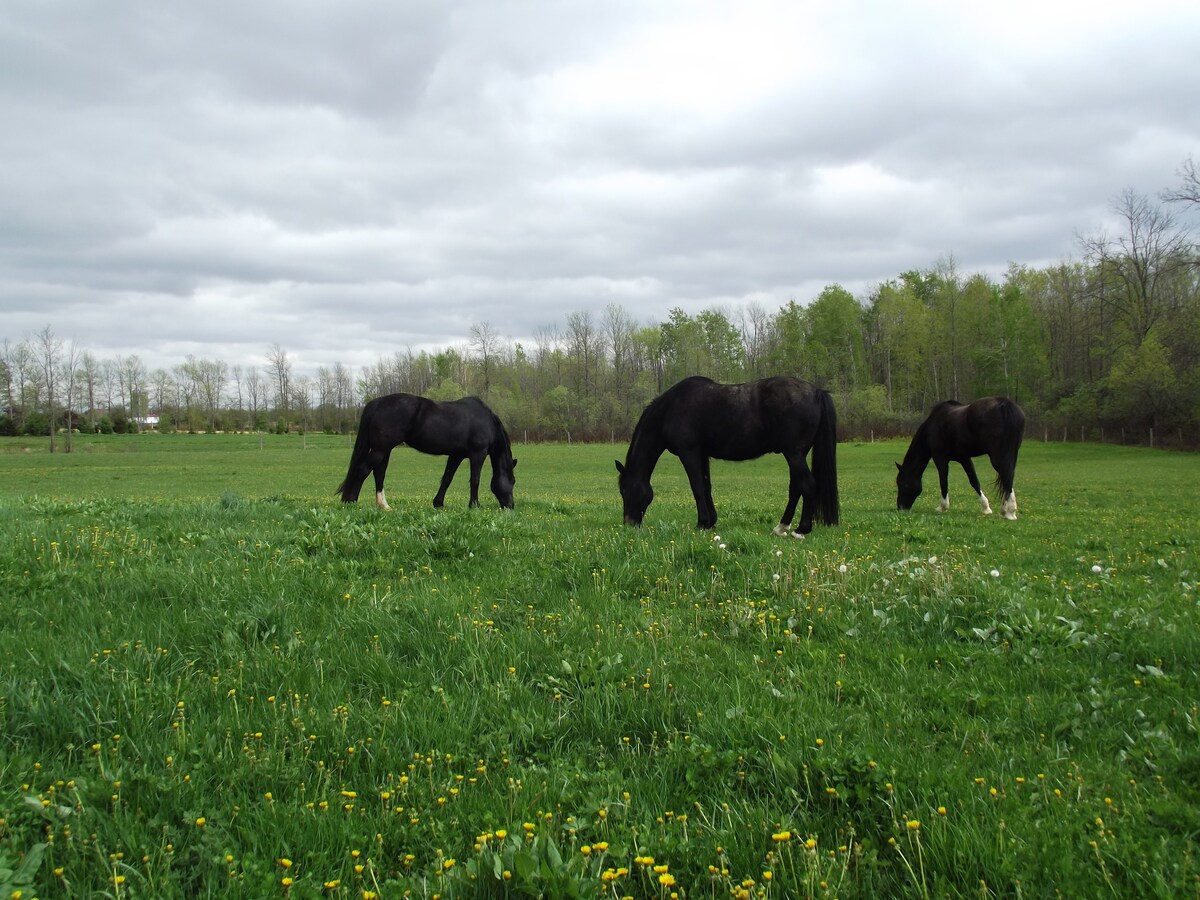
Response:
[658,376,823,460]
[931,397,1024,459]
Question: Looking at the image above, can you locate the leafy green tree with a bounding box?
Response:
[695,309,745,381]
[803,285,867,395]
[865,281,933,411]
[539,385,574,440]
[659,308,706,385]
[765,300,806,376]
[1105,332,1178,430]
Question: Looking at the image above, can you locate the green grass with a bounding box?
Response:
[1,434,1197,898]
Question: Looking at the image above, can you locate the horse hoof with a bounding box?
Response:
[772,524,790,537]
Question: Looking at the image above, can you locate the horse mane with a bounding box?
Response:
[485,406,514,466]
[625,381,681,464]
[902,400,959,470]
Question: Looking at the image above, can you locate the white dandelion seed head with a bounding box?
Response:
[773,574,781,582]
[1091,564,1103,574]
[990,569,1000,578]
[719,543,727,550]
[713,535,721,542]
[775,550,783,558]
[838,564,848,574]
[928,556,938,564]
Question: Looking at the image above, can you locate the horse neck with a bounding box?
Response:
[900,423,933,475]
[624,419,666,479]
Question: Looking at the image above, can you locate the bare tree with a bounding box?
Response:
[1080,189,1193,343]
[194,357,228,431]
[738,302,772,377]
[34,325,62,451]
[333,361,354,430]
[469,321,502,398]
[76,352,102,429]
[150,369,175,429]
[229,365,245,430]
[266,344,292,430]
[61,339,82,451]
[246,367,265,430]
[1163,156,1200,207]
[99,359,119,417]
[1,339,37,432]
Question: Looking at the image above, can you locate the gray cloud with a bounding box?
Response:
[2,0,1198,377]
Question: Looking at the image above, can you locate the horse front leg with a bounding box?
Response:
[433,456,464,508]
[960,459,992,515]
[467,453,485,508]
[934,458,952,512]
[682,454,717,529]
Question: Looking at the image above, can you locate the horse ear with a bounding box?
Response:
[615,460,624,474]
[512,458,518,468]
[895,462,902,471]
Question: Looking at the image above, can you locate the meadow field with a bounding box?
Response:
[0,433,1196,898]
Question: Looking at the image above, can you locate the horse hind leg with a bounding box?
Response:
[993,455,1018,519]
[959,459,991,515]
[774,457,814,538]
[977,492,992,515]
[370,449,393,510]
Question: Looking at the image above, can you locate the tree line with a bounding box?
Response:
[4,167,1199,448]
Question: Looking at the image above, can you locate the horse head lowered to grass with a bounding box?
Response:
[338,393,516,511]
[616,375,839,536]
[896,396,1025,519]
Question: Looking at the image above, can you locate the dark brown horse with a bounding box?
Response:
[896,397,1025,519]
[616,375,839,535]
[338,393,516,510]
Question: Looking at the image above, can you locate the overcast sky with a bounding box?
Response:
[2,1,1198,378]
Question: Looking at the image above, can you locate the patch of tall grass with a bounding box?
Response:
[1,436,1197,896]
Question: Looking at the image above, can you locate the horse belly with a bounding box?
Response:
[686,427,771,462]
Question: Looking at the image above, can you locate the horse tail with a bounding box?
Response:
[992,399,1026,494]
[812,389,840,526]
[337,406,373,502]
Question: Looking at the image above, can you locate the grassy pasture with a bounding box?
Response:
[0,433,1197,898]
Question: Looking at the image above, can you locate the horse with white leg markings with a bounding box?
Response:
[895,397,1025,520]
[338,393,517,511]
[616,375,839,536]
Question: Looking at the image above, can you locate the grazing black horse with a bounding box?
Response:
[338,393,517,510]
[615,375,839,535]
[895,397,1025,520]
